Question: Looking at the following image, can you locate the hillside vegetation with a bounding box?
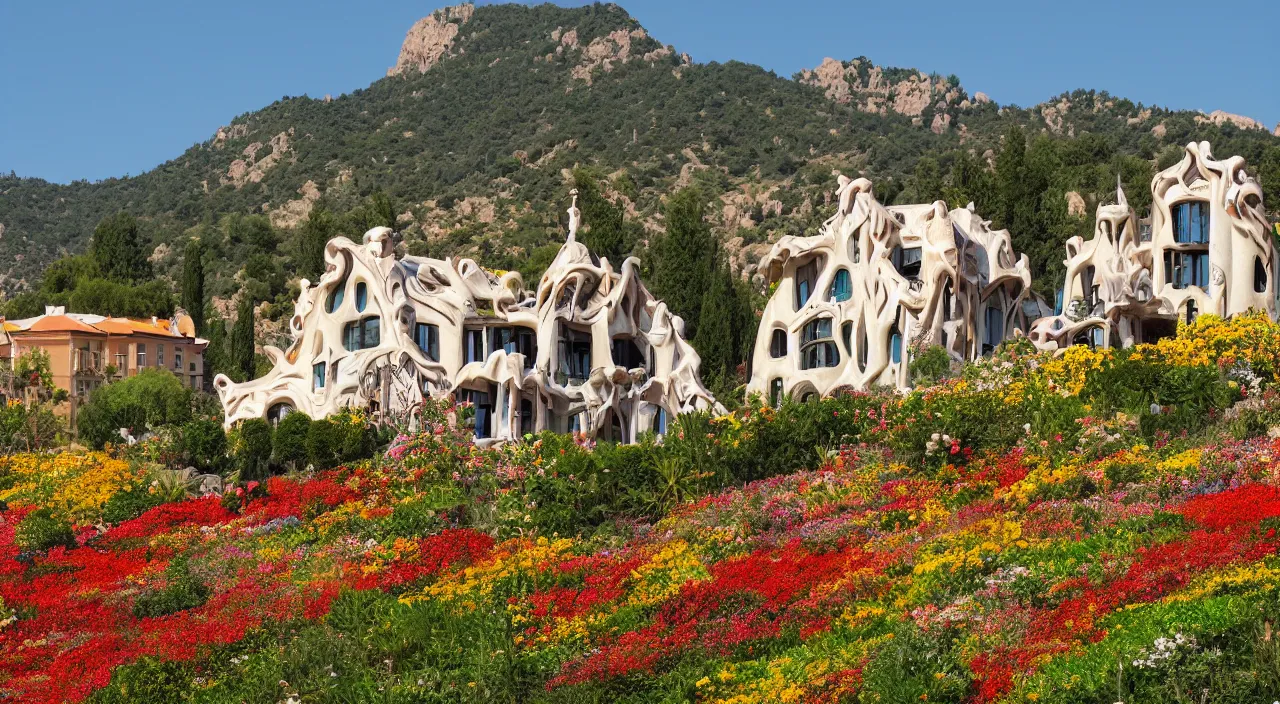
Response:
[2,2,1278,322]
[7,315,1280,702]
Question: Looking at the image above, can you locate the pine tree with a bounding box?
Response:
[651,188,716,339]
[90,212,150,283]
[181,239,206,334]
[229,297,256,383]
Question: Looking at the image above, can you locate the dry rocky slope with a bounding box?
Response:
[0,2,1275,295]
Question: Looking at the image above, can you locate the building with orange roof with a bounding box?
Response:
[4,306,207,400]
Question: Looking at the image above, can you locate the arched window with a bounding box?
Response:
[800,318,839,370]
[841,321,853,355]
[941,281,953,321]
[1185,300,1198,325]
[828,269,852,302]
[355,282,368,312]
[769,378,784,407]
[890,328,902,365]
[769,329,788,358]
[312,362,326,390]
[1256,256,1268,294]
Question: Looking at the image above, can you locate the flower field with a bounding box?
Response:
[6,315,1280,703]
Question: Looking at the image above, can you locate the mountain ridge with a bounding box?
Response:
[1,1,1276,309]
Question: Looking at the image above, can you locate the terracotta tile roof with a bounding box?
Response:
[27,315,106,335]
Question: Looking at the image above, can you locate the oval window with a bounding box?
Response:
[355,282,368,312]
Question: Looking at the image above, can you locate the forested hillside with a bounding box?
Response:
[1,2,1278,346]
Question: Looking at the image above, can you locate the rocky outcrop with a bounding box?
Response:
[222,129,293,188]
[269,180,322,229]
[798,57,970,119]
[387,3,475,77]
[212,123,249,149]
[1195,110,1268,132]
[571,28,647,84]
[1065,191,1086,217]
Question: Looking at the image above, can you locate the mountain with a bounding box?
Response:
[1,2,1277,317]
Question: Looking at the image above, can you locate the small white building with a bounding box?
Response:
[216,192,721,444]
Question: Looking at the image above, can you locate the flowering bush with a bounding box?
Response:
[2,317,1280,702]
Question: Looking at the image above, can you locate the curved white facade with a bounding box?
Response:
[746,175,1038,401]
[216,193,720,444]
[1031,141,1275,351]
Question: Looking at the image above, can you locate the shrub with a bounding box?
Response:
[235,418,274,480]
[306,418,339,469]
[102,488,165,524]
[0,402,62,452]
[15,508,74,551]
[131,557,210,618]
[909,344,952,386]
[182,419,227,474]
[274,411,311,469]
[76,369,193,449]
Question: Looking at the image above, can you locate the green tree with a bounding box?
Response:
[946,151,996,212]
[573,170,633,263]
[235,418,274,480]
[229,298,257,383]
[993,125,1027,233]
[203,310,229,384]
[90,212,150,283]
[694,265,754,395]
[181,239,206,334]
[273,411,311,469]
[1260,146,1280,219]
[296,207,336,280]
[76,369,193,449]
[912,156,944,204]
[651,188,716,339]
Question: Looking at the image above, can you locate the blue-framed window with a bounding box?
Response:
[325,283,345,313]
[313,362,326,390]
[355,282,368,312]
[415,323,440,362]
[1172,202,1210,244]
[828,269,852,302]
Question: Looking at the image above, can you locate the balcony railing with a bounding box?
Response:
[73,351,103,375]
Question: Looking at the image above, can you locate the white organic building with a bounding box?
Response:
[216,192,720,444]
[746,175,1039,402]
[1030,141,1275,351]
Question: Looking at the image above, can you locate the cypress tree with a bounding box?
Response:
[572,170,631,263]
[993,124,1026,232]
[651,188,716,339]
[297,207,335,280]
[203,310,228,384]
[90,212,150,283]
[181,239,206,334]
[229,298,256,383]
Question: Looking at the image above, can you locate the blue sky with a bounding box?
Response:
[1,0,1276,184]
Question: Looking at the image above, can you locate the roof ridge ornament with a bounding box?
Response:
[1116,173,1128,208]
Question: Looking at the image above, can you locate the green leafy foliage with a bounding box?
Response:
[14,508,74,552]
[76,369,194,449]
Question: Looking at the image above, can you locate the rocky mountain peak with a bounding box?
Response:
[797,57,973,121]
[387,3,476,77]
